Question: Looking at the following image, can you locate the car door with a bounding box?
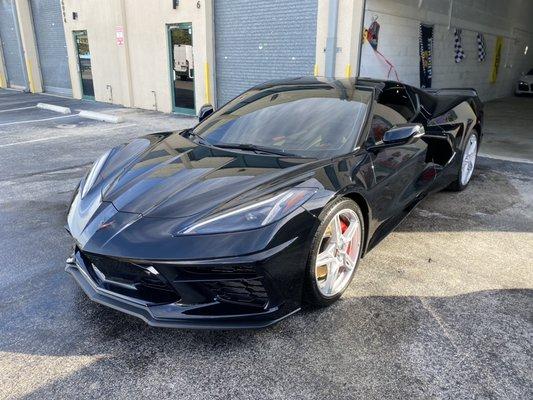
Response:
[365,84,434,241]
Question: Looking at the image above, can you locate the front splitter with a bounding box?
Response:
[65,262,300,330]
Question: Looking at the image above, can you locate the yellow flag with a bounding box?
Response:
[490,37,503,83]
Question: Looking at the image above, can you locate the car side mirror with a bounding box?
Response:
[383,124,425,144]
[368,123,425,152]
[198,104,213,122]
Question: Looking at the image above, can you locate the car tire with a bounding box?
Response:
[448,130,479,192]
[303,198,364,307]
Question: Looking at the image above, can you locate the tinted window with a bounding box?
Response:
[410,87,437,116]
[194,84,371,158]
[527,69,533,76]
[367,102,407,145]
[377,85,416,121]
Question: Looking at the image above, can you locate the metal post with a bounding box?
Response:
[355,0,367,78]
[325,0,339,78]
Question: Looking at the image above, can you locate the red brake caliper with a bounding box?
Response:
[340,218,352,256]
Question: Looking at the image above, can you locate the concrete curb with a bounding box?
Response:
[36,103,71,114]
[78,110,124,124]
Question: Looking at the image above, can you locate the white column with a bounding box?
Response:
[14,0,43,92]
[315,0,365,78]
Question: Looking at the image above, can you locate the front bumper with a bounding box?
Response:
[66,238,305,329]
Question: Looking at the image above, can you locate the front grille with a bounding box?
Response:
[518,82,529,91]
[81,252,179,304]
[78,250,275,313]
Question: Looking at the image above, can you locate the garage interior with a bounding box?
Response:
[0,0,531,398]
[358,0,533,163]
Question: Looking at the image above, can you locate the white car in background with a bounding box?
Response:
[173,44,194,81]
[516,69,533,95]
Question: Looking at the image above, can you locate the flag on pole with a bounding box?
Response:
[477,33,486,62]
[454,28,465,63]
[419,24,434,88]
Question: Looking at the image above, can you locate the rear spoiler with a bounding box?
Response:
[423,87,479,97]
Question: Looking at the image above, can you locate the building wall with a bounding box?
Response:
[5,0,531,107]
[360,0,533,101]
[62,0,215,113]
[59,0,365,113]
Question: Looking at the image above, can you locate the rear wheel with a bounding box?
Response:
[448,131,478,191]
[304,199,364,307]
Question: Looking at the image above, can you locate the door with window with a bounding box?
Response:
[168,23,195,115]
[366,83,433,227]
[74,30,94,99]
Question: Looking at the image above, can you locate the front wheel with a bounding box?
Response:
[304,199,364,307]
[448,131,478,191]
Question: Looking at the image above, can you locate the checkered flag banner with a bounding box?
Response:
[477,32,486,62]
[454,28,465,63]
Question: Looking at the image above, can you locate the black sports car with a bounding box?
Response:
[66,77,483,329]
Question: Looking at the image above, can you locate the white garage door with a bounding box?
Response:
[214,0,318,106]
[30,0,71,95]
[0,0,26,89]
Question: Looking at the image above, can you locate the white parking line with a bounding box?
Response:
[98,123,137,131]
[0,135,69,148]
[0,114,77,127]
[0,106,37,113]
[0,123,139,148]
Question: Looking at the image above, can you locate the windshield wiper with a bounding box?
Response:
[211,143,297,157]
[185,129,212,146]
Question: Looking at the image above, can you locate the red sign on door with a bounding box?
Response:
[116,26,124,46]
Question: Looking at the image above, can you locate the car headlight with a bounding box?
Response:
[177,188,316,235]
[81,150,111,198]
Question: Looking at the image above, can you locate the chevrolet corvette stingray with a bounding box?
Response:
[66,77,483,329]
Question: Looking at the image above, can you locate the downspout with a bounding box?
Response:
[120,0,134,107]
[447,0,454,30]
[324,0,339,78]
[355,0,367,78]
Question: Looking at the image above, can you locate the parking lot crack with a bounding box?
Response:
[419,297,460,352]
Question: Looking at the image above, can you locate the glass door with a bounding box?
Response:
[73,30,94,99]
[168,23,195,115]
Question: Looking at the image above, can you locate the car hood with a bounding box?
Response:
[519,75,533,84]
[84,131,317,219]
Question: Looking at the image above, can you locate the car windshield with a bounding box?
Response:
[192,82,371,158]
[527,69,533,76]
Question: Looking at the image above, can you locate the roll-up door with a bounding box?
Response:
[0,0,27,89]
[214,0,318,106]
[29,0,71,95]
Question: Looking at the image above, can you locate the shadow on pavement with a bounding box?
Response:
[2,288,531,399]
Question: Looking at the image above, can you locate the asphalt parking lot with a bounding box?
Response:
[0,89,532,399]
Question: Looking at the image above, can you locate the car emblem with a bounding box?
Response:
[99,220,114,230]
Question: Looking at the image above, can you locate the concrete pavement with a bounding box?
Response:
[480,95,533,163]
